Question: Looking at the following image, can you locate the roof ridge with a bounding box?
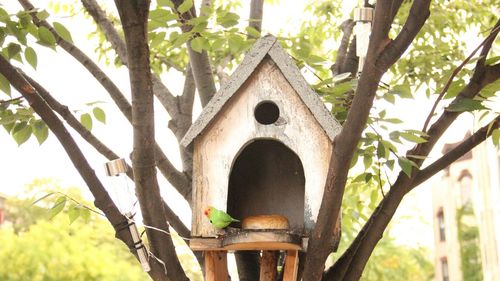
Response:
[180,35,340,147]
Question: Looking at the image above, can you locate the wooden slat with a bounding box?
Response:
[259,251,279,281]
[205,251,229,281]
[223,231,302,251]
[283,250,299,281]
[189,238,223,251]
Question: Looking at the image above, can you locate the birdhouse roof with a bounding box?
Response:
[180,34,341,147]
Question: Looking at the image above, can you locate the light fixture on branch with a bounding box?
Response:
[354,4,374,74]
[105,158,151,272]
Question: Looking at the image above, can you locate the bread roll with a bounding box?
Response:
[241,215,290,230]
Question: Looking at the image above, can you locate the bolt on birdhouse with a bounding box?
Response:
[181,35,342,257]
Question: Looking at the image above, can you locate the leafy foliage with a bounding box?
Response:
[456,203,483,281]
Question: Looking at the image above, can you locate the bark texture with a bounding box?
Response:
[114,1,187,280]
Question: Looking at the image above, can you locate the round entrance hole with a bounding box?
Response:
[254,101,280,125]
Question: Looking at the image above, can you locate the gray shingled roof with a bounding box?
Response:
[180,34,341,147]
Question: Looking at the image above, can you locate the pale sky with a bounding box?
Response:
[0,0,490,252]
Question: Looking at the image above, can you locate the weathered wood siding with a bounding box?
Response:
[192,57,333,237]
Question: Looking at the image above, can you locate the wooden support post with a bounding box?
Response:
[260,250,279,281]
[282,250,299,281]
[205,251,229,281]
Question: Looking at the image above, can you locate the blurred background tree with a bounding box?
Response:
[0,179,202,281]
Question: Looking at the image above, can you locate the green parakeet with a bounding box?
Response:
[204,206,240,229]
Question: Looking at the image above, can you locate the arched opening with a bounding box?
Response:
[227,139,305,233]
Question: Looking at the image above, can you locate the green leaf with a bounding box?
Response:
[485,56,500,65]
[398,157,418,178]
[190,36,208,53]
[36,10,50,21]
[479,79,500,98]
[228,34,244,54]
[53,22,73,43]
[177,0,193,14]
[48,196,66,219]
[218,12,240,28]
[150,32,165,48]
[7,42,22,58]
[92,107,106,124]
[390,82,412,99]
[38,26,56,47]
[443,79,465,99]
[383,92,395,104]
[80,208,91,223]
[386,159,395,170]
[149,9,177,23]
[80,113,92,131]
[400,132,427,144]
[0,114,18,125]
[68,204,80,224]
[370,188,379,204]
[328,81,354,96]
[24,46,37,69]
[32,120,48,144]
[446,98,489,112]
[246,26,261,38]
[381,140,398,154]
[492,129,499,147]
[0,73,11,96]
[377,142,386,159]
[13,124,32,145]
[0,8,9,22]
[157,0,175,8]
[363,155,372,169]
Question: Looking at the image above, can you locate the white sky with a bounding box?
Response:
[0,0,491,252]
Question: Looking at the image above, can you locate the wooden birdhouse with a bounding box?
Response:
[181,35,342,280]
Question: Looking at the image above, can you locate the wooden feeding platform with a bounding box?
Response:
[190,229,303,251]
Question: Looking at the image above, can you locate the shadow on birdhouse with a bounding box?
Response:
[181,34,342,280]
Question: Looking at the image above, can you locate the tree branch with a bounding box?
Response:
[376,0,431,70]
[248,0,264,37]
[18,0,190,199]
[331,20,355,76]
[303,2,432,280]
[171,0,217,106]
[325,23,500,280]
[413,115,499,187]
[79,0,179,115]
[114,1,187,280]
[20,72,135,174]
[422,22,500,132]
[0,55,163,278]
[24,72,192,242]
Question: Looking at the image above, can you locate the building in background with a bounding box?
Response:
[432,133,500,281]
